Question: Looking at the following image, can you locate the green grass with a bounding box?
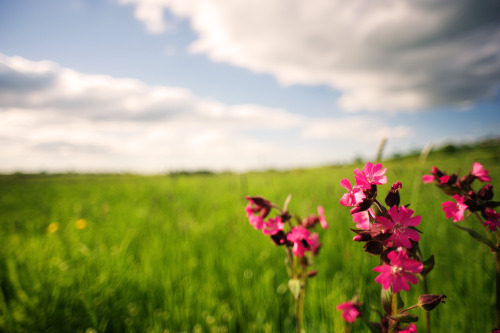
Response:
[1,142,499,332]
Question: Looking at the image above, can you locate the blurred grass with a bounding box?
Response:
[0,141,499,332]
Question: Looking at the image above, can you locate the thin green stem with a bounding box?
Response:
[388,292,398,333]
[473,212,496,245]
[422,275,431,333]
[495,251,500,329]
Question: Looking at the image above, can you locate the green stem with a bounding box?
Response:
[388,292,398,333]
[297,260,307,333]
[495,251,500,329]
[422,275,431,333]
[473,211,500,329]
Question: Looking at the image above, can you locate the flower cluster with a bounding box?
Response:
[423,162,500,231]
[338,162,444,331]
[245,196,327,257]
[340,162,424,293]
[244,195,328,332]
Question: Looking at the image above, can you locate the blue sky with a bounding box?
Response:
[1,0,499,173]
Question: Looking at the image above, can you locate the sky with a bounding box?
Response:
[1,0,499,173]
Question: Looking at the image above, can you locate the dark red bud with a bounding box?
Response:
[385,182,402,207]
[478,184,494,201]
[417,294,446,311]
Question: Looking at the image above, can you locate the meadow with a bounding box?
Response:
[1,141,499,332]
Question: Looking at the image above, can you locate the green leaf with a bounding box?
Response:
[453,224,498,250]
[421,255,435,276]
[381,287,392,315]
[397,293,405,310]
[288,279,301,300]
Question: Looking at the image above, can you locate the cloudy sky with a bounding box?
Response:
[1,0,499,173]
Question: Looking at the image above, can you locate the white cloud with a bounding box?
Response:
[117,0,500,112]
[0,54,412,173]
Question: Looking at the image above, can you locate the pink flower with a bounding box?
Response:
[471,162,491,182]
[354,162,387,189]
[352,209,372,230]
[340,178,366,207]
[317,206,328,229]
[422,174,435,184]
[249,215,265,230]
[245,196,272,230]
[439,175,450,184]
[336,301,360,323]
[262,216,284,235]
[484,209,500,232]
[287,227,311,257]
[397,323,417,333]
[441,194,468,222]
[376,206,421,249]
[307,232,321,255]
[373,250,423,293]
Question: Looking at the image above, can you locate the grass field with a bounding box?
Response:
[1,141,499,332]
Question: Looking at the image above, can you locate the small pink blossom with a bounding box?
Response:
[441,194,468,222]
[376,206,421,249]
[439,175,450,184]
[484,209,500,232]
[354,162,387,189]
[262,216,284,235]
[373,250,423,293]
[422,174,435,184]
[317,206,328,229]
[471,162,491,182]
[339,178,366,207]
[352,209,372,230]
[308,232,321,255]
[336,301,360,323]
[249,215,265,230]
[287,227,311,257]
[397,323,417,333]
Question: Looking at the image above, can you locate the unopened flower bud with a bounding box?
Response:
[478,184,494,201]
[352,230,372,242]
[417,294,446,311]
[385,182,402,207]
[307,270,319,278]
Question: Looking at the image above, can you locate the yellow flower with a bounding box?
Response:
[47,222,59,233]
[75,219,87,230]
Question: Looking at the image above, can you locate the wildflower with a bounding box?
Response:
[422,174,435,184]
[397,323,417,333]
[245,196,272,219]
[483,209,500,232]
[471,162,491,182]
[441,194,468,222]
[287,226,311,257]
[336,301,360,323]
[75,218,87,230]
[47,222,59,233]
[373,250,423,293]
[262,216,284,235]
[301,206,328,229]
[352,209,372,229]
[376,205,421,249]
[354,162,387,189]
[317,206,328,229]
[307,232,321,255]
[249,215,265,230]
[339,178,366,207]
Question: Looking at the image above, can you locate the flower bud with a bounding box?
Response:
[417,294,446,311]
[385,182,402,207]
[478,184,494,201]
